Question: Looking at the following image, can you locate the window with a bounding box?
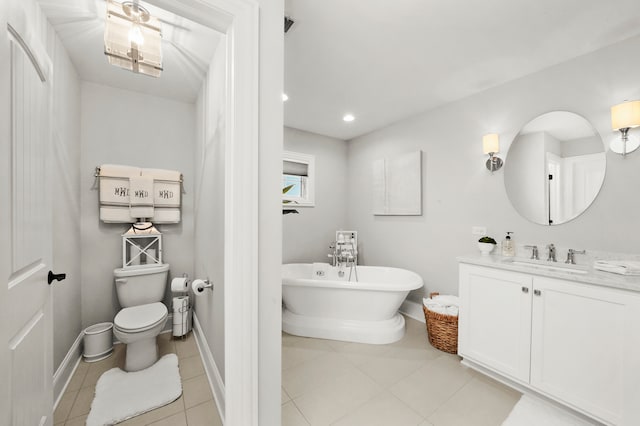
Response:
[283,151,315,207]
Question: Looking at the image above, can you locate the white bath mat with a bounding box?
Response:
[502,395,597,426]
[86,354,182,426]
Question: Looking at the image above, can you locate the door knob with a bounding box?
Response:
[48,271,66,285]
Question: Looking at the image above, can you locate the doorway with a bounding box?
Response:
[0,0,278,425]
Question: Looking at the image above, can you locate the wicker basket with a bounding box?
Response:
[423,292,458,354]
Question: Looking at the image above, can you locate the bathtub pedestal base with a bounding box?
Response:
[282,308,406,344]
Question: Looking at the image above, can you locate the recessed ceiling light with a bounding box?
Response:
[282,93,289,102]
[343,114,355,122]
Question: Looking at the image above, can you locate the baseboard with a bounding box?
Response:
[192,313,225,423]
[400,299,425,323]
[53,332,83,409]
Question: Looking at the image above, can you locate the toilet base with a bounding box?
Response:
[124,337,159,372]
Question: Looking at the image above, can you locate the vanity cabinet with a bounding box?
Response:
[458,265,532,383]
[459,263,640,426]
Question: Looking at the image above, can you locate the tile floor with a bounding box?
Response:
[282,315,522,426]
[54,332,222,426]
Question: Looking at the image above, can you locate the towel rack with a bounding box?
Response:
[94,166,185,193]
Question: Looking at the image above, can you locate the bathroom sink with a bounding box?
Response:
[502,258,589,274]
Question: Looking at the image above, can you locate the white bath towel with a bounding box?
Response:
[130,175,154,219]
[99,164,141,178]
[153,181,181,207]
[99,165,140,206]
[143,168,181,181]
[594,260,640,276]
[423,295,459,316]
[152,208,181,224]
[100,206,135,223]
[142,168,182,208]
[433,295,460,307]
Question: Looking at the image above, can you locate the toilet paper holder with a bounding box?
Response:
[194,278,213,293]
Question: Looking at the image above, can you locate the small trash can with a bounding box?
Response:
[83,322,114,362]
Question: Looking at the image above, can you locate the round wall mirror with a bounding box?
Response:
[504,111,606,226]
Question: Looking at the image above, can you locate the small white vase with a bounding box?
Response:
[478,242,496,256]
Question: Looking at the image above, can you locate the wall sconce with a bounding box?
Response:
[104,0,163,78]
[610,100,640,156]
[483,133,503,172]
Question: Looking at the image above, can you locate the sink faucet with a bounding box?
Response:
[524,245,539,260]
[565,249,586,265]
[546,244,557,262]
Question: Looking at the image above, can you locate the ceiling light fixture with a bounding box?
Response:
[343,114,355,122]
[104,0,163,78]
[610,100,640,156]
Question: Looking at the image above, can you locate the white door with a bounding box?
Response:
[564,153,606,219]
[530,277,640,426]
[0,6,55,425]
[458,264,532,383]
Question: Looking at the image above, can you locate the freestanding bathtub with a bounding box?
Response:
[282,263,423,344]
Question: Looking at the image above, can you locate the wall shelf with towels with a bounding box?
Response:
[95,164,184,224]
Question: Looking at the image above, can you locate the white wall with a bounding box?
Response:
[283,127,349,263]
[347,34,640,301]
[257,0,284,423]
[50,27,82,371]
[193,40,226,381]
[504,132,547,224]
[80,82,195,327]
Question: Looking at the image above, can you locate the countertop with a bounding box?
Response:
[457,254,640,293]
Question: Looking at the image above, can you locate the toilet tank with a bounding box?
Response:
[114,264,170,308]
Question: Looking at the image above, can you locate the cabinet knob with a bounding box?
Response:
[521,286,529,293]
[534,289,541,296]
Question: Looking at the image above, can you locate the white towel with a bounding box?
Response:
[152,208,181,224]
[100,206,135,223]
[423,296,459,316]
[99,164,141,178]
[153,181,181,207]
[141,168,182,208]
[433,295,460,307]
[98,165,140,206]
[594,260,640,276]
[130,175,154,219]
[143,168,181,181]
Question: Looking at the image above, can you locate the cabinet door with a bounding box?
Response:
[530,277,640,425]
[459,264,533,383]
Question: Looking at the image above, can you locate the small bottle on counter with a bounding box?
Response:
[502,231,515,257]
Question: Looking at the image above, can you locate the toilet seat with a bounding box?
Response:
[114,302,168,333]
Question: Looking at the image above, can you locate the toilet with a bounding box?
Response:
[113,263,170,372]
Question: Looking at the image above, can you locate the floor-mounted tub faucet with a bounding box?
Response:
[328,239,359,281]
[328,242,338,266]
